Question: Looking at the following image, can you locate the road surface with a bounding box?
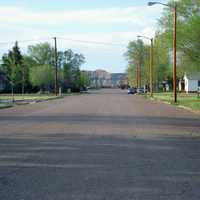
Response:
[0,89,200,200]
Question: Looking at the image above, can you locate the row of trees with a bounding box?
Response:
[125,0,200,90]
[0,42,89,94]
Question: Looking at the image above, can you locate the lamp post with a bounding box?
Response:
[148,1,177,103]
[137,35,153,97]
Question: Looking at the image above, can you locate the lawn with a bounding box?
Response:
[0,103,13,109]
[0,94,61,101]
[0,92,81,108]
[0,94,64,108]
[149,92,200,111]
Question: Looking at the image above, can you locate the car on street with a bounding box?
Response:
[127,87,136,94]
[136,87,145,94]
[80,86,88,92]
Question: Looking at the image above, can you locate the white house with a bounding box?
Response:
[183,73,200,93]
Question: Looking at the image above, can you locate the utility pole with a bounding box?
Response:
[53,37,58,96]
[139,62,142,88]
[138,61,141,88]
[173,4,177,103]
[150,38,153,97]
[136,64,139,88]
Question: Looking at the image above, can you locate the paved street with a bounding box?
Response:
[0,89,200,200]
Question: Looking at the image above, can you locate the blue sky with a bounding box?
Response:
[0,0,166,72]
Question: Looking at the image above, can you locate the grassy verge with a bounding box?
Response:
[0,94,61,101]
[147,92,200,111]
[0,103,13,109]
[0,94,64,109]
[0,92,84,109]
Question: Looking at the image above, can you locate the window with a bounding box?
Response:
[198,80,200,87]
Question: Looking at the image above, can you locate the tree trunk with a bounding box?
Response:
[11,83,14,103]
[22,67,25,95]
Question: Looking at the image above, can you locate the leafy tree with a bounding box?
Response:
[29,65,54,91]
[1,41,86,94]
[59,49,85,91]
[1,41,24,95]
[80,71,90,87]
[125,0,200,91]
[125,39,148,87]
[21,55,38,92]
[27,43,54,65]
[153,32,172,90]
[158,0,200,76]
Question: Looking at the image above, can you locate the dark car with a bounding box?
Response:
[127,87,136,94]
[80,86,88,92]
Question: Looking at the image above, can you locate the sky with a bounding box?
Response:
[0,0,166,73]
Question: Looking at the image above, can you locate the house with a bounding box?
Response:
[180,73,200,93]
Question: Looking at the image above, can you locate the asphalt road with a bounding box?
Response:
[0,89,200,200]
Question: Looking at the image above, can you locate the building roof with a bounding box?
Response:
[185,72,200,80]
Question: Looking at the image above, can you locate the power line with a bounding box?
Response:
[58,37,127,47]
[0,37,127,47]
[0,38,52,46]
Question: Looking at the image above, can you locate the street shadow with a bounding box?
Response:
[0,114,200,128]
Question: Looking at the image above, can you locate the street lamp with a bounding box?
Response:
[148,1,177,103]
[148,2,169,6]
[137,35,154,97]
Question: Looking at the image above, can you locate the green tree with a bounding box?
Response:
[153,32,172,90]
[1,41,24,95]
[125,39,148,87]
[29,65,54,91]
[158,0,200,76]
[59,49,85,91]
[80,71,90,87]
[27,43,54,65]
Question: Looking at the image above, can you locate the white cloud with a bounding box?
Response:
[0,4,163,72]
[0,5,162,26]
[0,5,163,47]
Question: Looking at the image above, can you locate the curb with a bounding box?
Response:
[0,96,63,109]
[15,96,63,105]
[0,104,13,109]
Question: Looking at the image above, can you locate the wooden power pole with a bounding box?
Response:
[150,38,153,97]
[136,64,139,88]
[173,4,177,103]
[53,37,58,96]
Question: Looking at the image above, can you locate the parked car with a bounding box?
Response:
[80,86,88,92]
[136,88,145,94]
[127,87,136,94]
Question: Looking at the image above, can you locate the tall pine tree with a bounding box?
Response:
[1,41,24,95]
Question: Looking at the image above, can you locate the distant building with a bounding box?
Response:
[84,69,112,88]
[111,73,128,88]
[179,73,200,92]
[95,69,112,88]
[84,70,127,89]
